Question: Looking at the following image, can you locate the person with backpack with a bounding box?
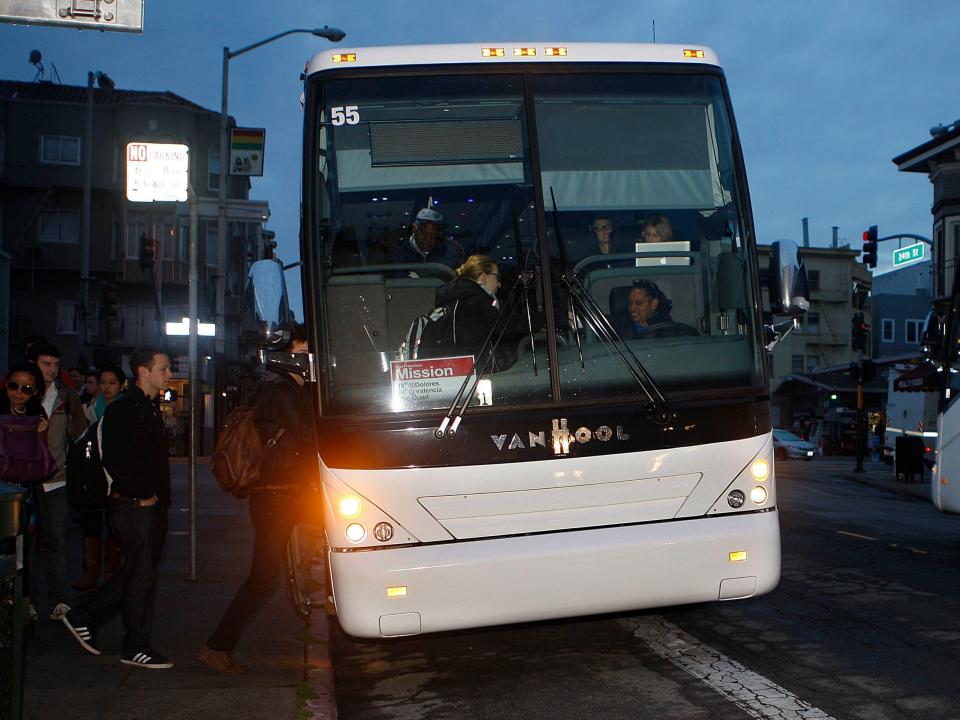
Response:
[198,324,319,675]
[423,254,528,369]
[61,346,174,669]
[28,341,88,621]
[72,365,126,592]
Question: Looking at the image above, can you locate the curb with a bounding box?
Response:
[842,472,931,501]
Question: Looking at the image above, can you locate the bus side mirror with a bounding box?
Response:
[768,239,810,318]
[243,258,293,349]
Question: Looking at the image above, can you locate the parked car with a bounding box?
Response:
[773,429,817,461]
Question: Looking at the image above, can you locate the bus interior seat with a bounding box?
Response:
[384,275,446,349]
[325,271,449,383]
[325,274,390,386]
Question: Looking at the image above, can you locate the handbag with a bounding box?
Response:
[0,414,58,484]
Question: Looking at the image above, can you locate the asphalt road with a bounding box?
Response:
[331,457,960,720]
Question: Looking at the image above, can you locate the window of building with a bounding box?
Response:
[806,355,818,372]
[905,319,924,344]
[208,146,220,191]
[126,218,148,259]
[205,228,218,267]
[881,318,894,343]
[807,270,820,291]
[805,313,820,335]
[40,134,81,165]
[56,301,78,334]
[158,222,175,260]
[178,223,189,261]
[39,210,79,244]
[791,354,804,373]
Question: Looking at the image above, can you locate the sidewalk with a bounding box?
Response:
[841,460,932,501]
[21,461,334,720]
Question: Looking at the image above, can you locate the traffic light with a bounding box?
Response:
[851,311,867,352]
[862,225,878,269]
[139,234,155,271]
[100,283,119,317]
[849,362,861,383]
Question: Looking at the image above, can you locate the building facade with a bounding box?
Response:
[758,243,873,427]
[0,78,271,450]
[871,260,932,360]
[894,120,960,310]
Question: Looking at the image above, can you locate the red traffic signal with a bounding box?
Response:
[862,225,878,268]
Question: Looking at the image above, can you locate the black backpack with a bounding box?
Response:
[65,417,114,512]
[401,299,459,359]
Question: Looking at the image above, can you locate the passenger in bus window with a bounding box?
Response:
[613,280,674,339]
[427,255,529,369]
[612,280,699,339]
[640,214,674,243]
[388,208,462,269]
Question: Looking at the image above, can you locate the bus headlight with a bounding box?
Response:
[727,490,746,508]
[338,495,363,518]
[750,486,768,504]
[750,458,770,481]
[345,523,366,543]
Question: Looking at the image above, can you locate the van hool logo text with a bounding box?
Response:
[491,418,629,456]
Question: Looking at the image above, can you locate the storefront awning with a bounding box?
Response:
[893,361,940,393]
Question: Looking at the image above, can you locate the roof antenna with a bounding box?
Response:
[28,49,61,84]
[652,19,656,43]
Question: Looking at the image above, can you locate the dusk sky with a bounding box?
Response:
[2,1,957,313]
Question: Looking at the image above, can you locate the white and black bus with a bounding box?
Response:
[271,42,804,638]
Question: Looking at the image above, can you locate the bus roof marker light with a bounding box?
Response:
[544,47,568,56]
[481,47,505,58]
[386,586,407,598]
[683,49,705,59]
[513,47,536,57]
[332,53,357,63]
[729,551,748,563]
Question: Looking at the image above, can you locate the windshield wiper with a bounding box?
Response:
[435,259,537,438]
[550,188,674,426]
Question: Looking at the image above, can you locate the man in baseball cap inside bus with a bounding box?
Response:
[389,207,462,269]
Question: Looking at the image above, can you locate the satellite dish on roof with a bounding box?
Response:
[28,49,42,65]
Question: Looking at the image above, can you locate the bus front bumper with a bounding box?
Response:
[328,509,780,638]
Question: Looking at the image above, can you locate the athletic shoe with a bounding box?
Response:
[62,610,101,656]
[197,644,247,675]
[121,649,173,669]
[48,601,71,621]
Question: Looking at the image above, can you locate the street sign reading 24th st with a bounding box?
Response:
[892,242,925,268]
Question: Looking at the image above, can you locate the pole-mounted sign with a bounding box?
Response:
[229,127,266,176]
[126,142,189,203]
[892,242,926,269]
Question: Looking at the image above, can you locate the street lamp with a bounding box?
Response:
[216,26,344,358]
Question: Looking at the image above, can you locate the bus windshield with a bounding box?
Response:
[312,69,765,416]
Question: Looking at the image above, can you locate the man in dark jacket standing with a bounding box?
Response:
[62,345,173,669]
[198,325,319,674]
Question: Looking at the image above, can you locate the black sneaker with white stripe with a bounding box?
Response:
[121,649,173,669]
[61,610,100,656]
